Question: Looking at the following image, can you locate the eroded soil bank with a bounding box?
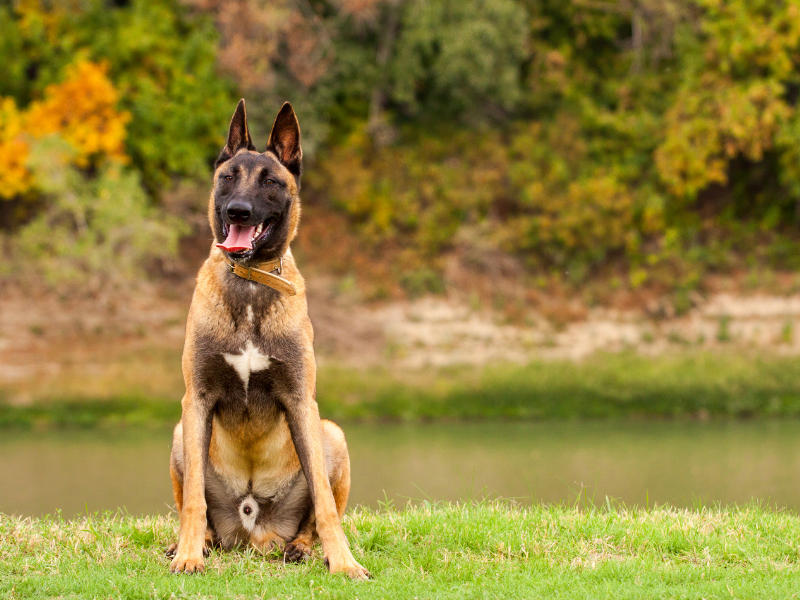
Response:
[4,276,800,404]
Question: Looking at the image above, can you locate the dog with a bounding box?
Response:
[166,99,370,580]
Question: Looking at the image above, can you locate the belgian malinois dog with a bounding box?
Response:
[166,100,370,580]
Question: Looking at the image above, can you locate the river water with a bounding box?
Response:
[1,421,799,517]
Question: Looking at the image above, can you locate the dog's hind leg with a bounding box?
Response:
[321,419,352,519]
[285,420,351,563]
[284,506,315,562]
[170,424,184,513]
[166,422,186,558]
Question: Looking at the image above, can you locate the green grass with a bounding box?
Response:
[5,351,800,428]
[317,351,800,421]
[0,397,181,429]
[2,503,800,599]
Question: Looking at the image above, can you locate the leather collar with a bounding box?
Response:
[225,256,297,295]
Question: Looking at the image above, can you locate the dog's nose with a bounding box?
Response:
[226,200,252,223]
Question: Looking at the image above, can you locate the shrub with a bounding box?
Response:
[0,60,130,202]
[10,137,184,287]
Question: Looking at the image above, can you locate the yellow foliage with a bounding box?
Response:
[0,99,33,199]
[312,117,640,271]
[504,170,635,261]
[655,75,789,199]
[0,60,130,200]
[26,60,130,168]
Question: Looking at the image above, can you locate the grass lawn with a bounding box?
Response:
[2,503,799,599]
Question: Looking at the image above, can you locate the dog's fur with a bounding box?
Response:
[166,100,369,579]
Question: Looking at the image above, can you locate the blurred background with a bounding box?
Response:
[3,0,800,517]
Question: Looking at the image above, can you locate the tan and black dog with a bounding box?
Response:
[166,100,370,580]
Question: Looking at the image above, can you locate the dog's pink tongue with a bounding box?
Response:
[217,225,256,252]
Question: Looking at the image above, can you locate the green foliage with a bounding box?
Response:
[0,0,234,289]
[7,0,800,292]
[10,137,185,286]
[293,0,800,289]
[390,0,529,119]
[0,6,30,104]
[1,0,236,194]
[400,267,446,298]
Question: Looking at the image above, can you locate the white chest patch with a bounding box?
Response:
[223,340,271,396]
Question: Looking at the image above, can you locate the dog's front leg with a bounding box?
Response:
[171,390,212,574]
[283,370,370,580]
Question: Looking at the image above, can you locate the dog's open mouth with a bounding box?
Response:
[217,218,275,253]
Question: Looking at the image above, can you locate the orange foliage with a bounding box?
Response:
[0,99,33,199]
[25,60,130,167]
[0,60,130,199]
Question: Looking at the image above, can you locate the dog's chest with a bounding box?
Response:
[222,339,271,395]
[193,301,303,415]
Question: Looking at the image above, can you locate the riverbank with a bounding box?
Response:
[2,503,798,599]
[3,351,800,428]
[9,283,800,406]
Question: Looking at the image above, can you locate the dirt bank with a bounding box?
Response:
[3,273,800,404]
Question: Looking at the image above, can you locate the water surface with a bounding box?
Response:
[1,421,799,517]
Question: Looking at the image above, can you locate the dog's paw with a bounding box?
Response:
[170,554,205,574]
[166,543,209,562]
[345,564,372,581]
[284,539,313,563]
[324,556,372,580]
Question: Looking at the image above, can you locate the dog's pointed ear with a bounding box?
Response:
[265,102,302,178]
[215,99,256,169]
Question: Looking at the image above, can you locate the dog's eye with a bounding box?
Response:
[265,179,274,185]
[224,175,233,181]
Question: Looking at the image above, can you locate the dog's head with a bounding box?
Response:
[209,99,303,264]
